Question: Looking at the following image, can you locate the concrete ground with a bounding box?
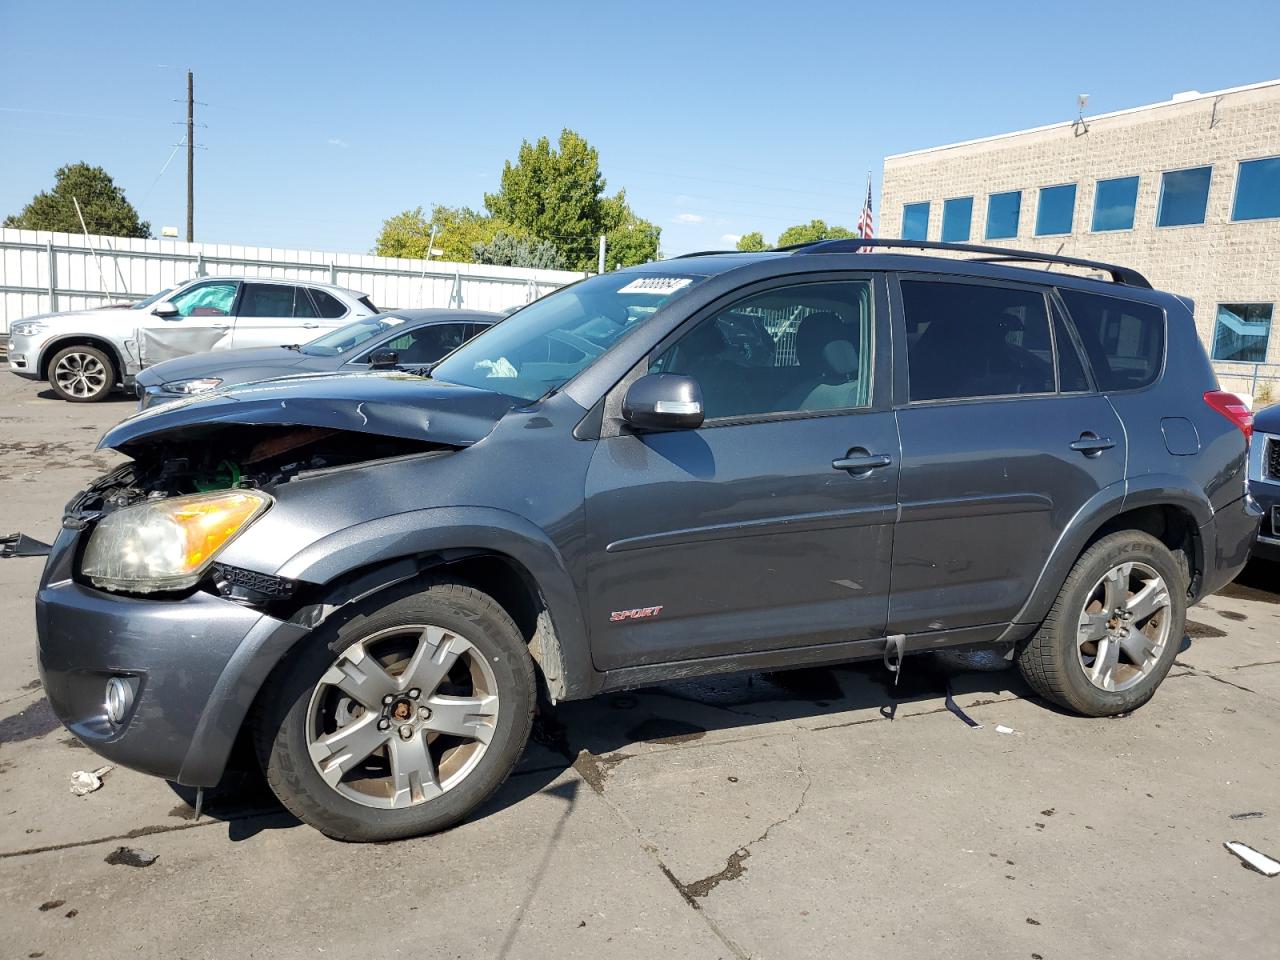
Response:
[0,373,1277,960]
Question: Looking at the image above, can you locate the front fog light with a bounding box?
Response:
[104,676,136,724]
[82,489,271,593]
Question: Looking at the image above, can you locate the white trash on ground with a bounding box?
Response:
[1224,841,1280,877]
[69,764,113,796]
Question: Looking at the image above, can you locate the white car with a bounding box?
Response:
[6,277,378,402]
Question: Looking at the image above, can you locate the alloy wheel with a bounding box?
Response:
[305,624,499,809]
[53,352,108,398]
[1076,561,1172,693]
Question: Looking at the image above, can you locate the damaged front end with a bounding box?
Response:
[53,372,518,602]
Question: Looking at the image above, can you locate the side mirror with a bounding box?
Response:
[622,374,704,432]
[152,302,179,319]
[369,349,400,370]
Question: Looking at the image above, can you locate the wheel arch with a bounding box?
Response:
[38,335,125,384]
[1012,477,1210,628]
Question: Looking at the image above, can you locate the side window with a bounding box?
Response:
[168,281,237,317]
[293,287,319,318]
[651,281,872,420]
[1058,289,1165,391]
[309,289,348,319]
[388,324,473,365]
[238,283,294,318]
[902,280,1054,402]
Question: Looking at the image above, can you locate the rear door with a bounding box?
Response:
[230,282,310,347]
[888,275,1126,634]
[584,274,899,671]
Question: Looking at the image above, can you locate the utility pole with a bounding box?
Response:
[186,70,194,242]
[597,234,606,274]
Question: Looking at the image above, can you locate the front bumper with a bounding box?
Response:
[6,331,49,379]
[1247,480,1280,562]
[36,527,310,786]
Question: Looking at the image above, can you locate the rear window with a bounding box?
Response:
[1058,289,1165,391]
[308,289,348,319]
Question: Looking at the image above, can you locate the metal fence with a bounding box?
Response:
[0,228,587,333]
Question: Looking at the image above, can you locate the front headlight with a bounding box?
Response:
[10,321,46,337]
[161,377,223,395]
[81,490,271,593]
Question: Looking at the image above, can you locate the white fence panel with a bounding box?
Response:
[0,228,587,333]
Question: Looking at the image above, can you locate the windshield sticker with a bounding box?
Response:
[617,277,693,297]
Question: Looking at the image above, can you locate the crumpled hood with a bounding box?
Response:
[101,371,521,453]
[134,345,313,386]
[21,305,135,326]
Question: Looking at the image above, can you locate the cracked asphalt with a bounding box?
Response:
[1,375,1279,960]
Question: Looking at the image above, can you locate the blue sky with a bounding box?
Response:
[2,0,1278,258]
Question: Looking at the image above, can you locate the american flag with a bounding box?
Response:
[856,175,874,242]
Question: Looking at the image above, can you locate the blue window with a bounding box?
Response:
[1092,176,1139,231]
[1035,183,1076,235]
[941,197,973,242]
[1232,157,1280,221]
[1212,303,1273,363]
[1157,166,1212,227]
[985,190,1021,239]
[902,202,930,240]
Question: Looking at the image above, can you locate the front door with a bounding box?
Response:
[887,275,1127,635]
[585,275,899,671]
[139,279,239,364]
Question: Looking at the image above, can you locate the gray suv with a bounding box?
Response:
[27,239,1261,841]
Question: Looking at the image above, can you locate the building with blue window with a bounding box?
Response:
[880,79,1280,399]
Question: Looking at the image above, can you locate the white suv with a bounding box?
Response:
[7,277,377,402]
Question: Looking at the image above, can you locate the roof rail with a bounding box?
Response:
[782,238,1152,288]
[669,249,747,259]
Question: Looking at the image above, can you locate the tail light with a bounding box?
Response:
[1203,390,1253,444]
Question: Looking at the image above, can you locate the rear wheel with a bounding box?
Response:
[254,582,536,841]
[48,345,115,402]
[1017,531,1185,716]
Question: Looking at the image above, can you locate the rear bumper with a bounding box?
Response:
[1195,493,1262,600]
[36,528,310,786]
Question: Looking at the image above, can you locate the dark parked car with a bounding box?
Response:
[134,308,499,408]
[1248,403,1280,561]
[23,239,1260,841]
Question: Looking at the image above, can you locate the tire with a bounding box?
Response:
[48,344,115,402]
[254,580,536,841]
[1017,531,1186,717]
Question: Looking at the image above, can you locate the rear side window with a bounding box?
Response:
[309,289,348,318]
[901,280,1054,402]
[1058,289,1165,391]
[357,295,379,314]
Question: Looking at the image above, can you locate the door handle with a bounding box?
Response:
[301,323,319,329]
[832,449,893,475]
[1070,432,1116,457]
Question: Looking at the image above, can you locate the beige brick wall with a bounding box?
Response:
[880,82,1280,400]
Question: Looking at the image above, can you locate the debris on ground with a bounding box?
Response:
[1229,811,1265,821]
[103,846,158,868]
[37,900,64,912]
[69,765,112,796]
[995,724,1019,735]
[1224,841,1280,877]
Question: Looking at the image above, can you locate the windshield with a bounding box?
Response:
[300,314,410,356]
[131,287,173,309]
[431,272,706,400]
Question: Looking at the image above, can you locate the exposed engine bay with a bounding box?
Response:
[68,425,449,519]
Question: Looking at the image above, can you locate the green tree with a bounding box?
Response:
[735,231,769,252]
[471,231,567,270]
[775,219,854,247]
[601,190,660,269]
[4,162,150,237]
[484,129,609,270]
[375,205,507,263]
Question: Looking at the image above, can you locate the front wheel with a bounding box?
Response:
[48,345,115,402]
[254,582,536,841]
[1017,531,1186,716]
